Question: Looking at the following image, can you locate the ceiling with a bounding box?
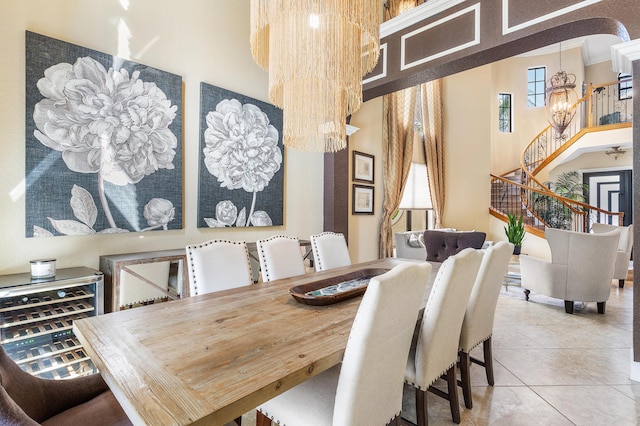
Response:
[517,34,624,66]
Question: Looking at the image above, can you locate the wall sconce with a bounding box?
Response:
[605,146,626,160]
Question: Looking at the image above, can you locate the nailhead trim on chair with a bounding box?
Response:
[186,239,251,295]
[256,235,298,282]
[310,231,343,271]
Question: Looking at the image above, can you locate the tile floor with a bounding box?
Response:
[241,279,637,426]
[401,280,638,425]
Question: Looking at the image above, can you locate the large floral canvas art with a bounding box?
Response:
[198,83,284,228]
[25,32,183,237]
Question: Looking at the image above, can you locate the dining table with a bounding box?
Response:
[73,257,436,425]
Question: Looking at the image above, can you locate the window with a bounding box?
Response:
[498,93,512,133]
[527,66,546,107]
[618,73,632,100]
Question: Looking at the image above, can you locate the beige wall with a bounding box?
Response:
[348,97,384,263]
[354,64,498,250]
[0,1,324,274]
[443,65,493,234]
[550,151,632,181]
[585,60,620,87]
[490,47,585,174]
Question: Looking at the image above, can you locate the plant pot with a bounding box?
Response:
[513,245,521,255]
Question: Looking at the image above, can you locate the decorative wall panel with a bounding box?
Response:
[198,83,284,228]
[25,32,183,237]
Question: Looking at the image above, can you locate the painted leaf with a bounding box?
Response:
[33,225,53,238]
[236,207,246,227]
[250,211,272,226]
[204,218,226,228]
[70,185,97,227]
[48,218,95,235]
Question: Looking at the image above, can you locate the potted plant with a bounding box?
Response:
[504,213,525,255]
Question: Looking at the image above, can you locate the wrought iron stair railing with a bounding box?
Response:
[490,174,623,236]
[491,77,631,232]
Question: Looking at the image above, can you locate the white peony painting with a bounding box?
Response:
[198,83,284,228]
[25,32,183,237]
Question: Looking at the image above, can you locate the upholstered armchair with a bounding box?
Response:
[520,228,620,314]
[395,229,487,262]
[591,223,633,288]
[0,346,131,425]
[394,230,427,260]
[423,230,486,262]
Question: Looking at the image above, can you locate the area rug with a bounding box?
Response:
[499,284,585,311]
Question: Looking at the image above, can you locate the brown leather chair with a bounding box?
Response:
[0,346,131,425]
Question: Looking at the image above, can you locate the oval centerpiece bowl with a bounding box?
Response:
[289,268,390,306]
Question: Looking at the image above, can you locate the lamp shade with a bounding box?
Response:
[399,162,432,209]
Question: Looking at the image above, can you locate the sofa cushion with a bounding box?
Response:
[407,232,425,248]
[424,230,486,262]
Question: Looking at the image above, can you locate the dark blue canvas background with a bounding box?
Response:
[198,82,284,228]
[25,31,183,237]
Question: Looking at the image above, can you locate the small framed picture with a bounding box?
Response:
[352,151,374,183]
[352,184,374,215]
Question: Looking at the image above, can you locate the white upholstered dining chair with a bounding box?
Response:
[185,239,253,296]
[310,232,352,271]
[458,241,513,409]
[256,262,432,426]
[256,235,306,282]
[405,248,482,426]
[591,222,633,288]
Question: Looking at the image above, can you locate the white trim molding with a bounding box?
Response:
[362,43,388,85]
[400,4,480,71]
[502,0,601,35]
[611,39,640,75]
[380,0,466,39]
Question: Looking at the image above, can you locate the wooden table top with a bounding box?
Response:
[73,257,417,426]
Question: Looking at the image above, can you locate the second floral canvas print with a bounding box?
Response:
[198,83,284,228]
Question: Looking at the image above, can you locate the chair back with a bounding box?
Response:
[333,262,431,425]
[186,240,253,295]
[592,223,633,252]
[459,242,513,352]
[592,223,633,280]
[410,248,482,388]
[310,232,352,271]
[256,235,306,282]
[546,228,620,302]
[0,345,43,422]
[424,230,486,262]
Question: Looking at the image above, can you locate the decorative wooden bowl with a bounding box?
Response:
[289,268,390,306]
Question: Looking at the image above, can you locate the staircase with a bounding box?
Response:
[490,77,632,236]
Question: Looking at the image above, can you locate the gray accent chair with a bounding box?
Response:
[591,223,633,288]
[394,229,488,261]
[520,228,620,314]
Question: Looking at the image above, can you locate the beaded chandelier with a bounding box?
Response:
[250,0,381,152]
